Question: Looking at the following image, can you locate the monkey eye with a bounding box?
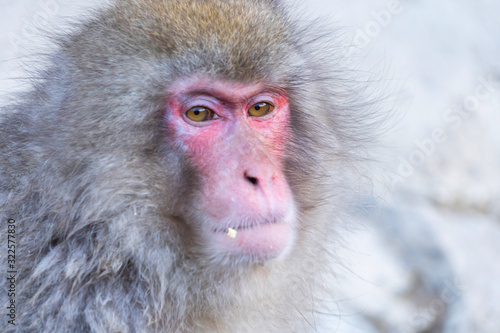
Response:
[248,102,275,118]
[185,106,215,122]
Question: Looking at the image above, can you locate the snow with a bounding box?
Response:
[1,1,499,332]
[302,1,500,331]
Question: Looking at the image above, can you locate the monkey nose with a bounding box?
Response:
[244,171,259,186]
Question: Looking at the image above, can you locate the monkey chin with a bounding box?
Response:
[208,210,297,263]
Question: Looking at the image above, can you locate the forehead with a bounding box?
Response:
[167,76,287,104]
[115,0,293,81]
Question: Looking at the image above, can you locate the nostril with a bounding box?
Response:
[244,172,259,186]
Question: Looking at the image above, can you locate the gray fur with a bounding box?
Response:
[0,0,373,332]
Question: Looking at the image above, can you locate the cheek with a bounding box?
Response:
[271,116,290,157]
[253,110,291,161]
[183,130,230,172]
[165,110,225,160]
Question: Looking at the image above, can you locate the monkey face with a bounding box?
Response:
[165,76,296,262]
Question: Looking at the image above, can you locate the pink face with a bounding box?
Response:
[165,76,296,261]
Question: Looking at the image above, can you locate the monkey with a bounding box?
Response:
[0,0,373,332]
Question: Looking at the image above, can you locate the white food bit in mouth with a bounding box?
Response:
[226,227,237,239]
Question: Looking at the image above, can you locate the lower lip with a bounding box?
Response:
[210,222,294,261]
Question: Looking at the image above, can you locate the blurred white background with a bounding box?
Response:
[1,1,499,332]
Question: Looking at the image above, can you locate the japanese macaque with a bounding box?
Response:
[0,0,371,332]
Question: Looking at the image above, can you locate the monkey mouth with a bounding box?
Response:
[208,213,295,261]
[213,219,277,233]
